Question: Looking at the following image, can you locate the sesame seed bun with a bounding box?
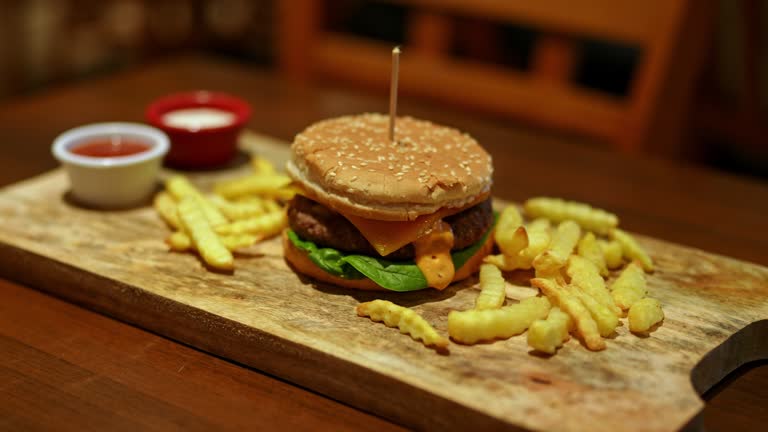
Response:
[286,113,493,221]
[282,229,494,291]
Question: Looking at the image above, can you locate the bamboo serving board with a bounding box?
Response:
[0,134,766,432]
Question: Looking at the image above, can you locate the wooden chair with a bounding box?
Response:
[277,0,713,157]
[694,0,767,165]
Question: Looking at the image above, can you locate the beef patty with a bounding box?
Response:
[288,195,493,260]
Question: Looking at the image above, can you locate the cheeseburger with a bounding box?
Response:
[283,113,494,291]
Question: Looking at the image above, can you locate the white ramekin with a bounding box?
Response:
[52,122,170,208]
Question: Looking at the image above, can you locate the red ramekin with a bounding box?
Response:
[146,91,251,168]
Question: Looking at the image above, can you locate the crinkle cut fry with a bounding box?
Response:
[154,191,180,229]
[524,197,618,235]
[167,231,258,252]
[527,307,572,354]
[448,296,550,344]
[215,210,287,237]
[484,252,531,272]
[166,175,228,227]
[598,239,624,269]
[495,206,528,256]
[357,300,449,349]
[566,284,619,337]
[577,232,608,277]
[628,297,664,334]
[177,196,234,270]
[474,263,506,310]
[610,261,648,310]
[209,194,267,220]
[567,255,621,317]
[532,277,605,351]
[611,228,654,272]
[532,220,581,273]
[251,156,277,174]
[214,174,292,199]
[484,218,551,272]
[522,218,552,263]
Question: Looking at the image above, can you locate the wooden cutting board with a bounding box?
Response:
[0,134,766,432]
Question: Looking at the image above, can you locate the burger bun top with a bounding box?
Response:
[286,113,493,221]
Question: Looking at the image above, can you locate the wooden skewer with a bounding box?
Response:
[389,46,400,143]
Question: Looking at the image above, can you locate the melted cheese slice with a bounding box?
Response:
[342,194,487,257]
[343,210,449,256]
[413,221,455,290]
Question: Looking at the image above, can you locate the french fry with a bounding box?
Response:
[166,175,228,227]
[523,197,618,235]
[577,232,608,277]
[153,191,180,229]
[210,195,267,220]
[527,307,573,354]
[628,297,664,333]
[598,239,624,269]
[566,255,621,316]
[532,277,605,351]
[521,218,552,263]
[495,206,528,256]
[165,175,198,200]
[251,156,276,175]
[218,233,260,250]
[356,300,448,349]
[177,197,233,270]
[167,230,192,251]
[448,296,550,344]
[483,253,530,272]
[532,220,581,274]
[214,174,292,199]
[484,218,552,271]
[610,262,648,310]
[263,199,282,213]
[262,186,299,202]
[567,284,619,337]
[610,228,653,272]
[475,263,506,310]
[167,231,258,252]
[215,209,287,237]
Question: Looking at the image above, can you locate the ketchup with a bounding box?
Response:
[71,138,150,157]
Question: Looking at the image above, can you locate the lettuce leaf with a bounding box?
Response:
[342,255,427,291]
[287,217,494,292]
[286,230,365,280]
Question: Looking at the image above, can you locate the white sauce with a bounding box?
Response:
[162,108,236,131]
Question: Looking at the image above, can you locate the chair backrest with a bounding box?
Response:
[277,0,712,156]
[695,0,766,164]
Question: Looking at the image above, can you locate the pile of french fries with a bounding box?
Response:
[153,157,294,271]
[357,197,664,354]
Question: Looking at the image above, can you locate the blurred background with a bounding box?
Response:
[0,0,765,180]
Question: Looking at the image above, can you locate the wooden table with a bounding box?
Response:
[0,55,765,431]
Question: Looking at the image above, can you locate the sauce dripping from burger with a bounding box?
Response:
[413,221,455,290]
